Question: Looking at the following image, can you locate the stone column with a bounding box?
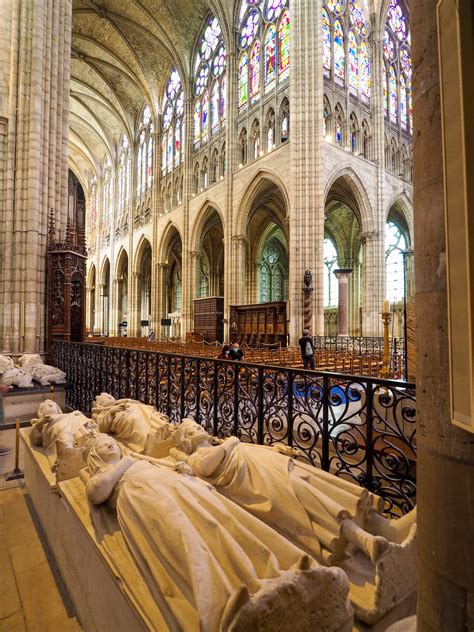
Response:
[413,1,474,629]
[288,0,324,342]
[334,269,352,337]
[230,234,248,306]
[155,262,168,340]
[129,271,142,337]
[360,230,384,336]
[181,99,194,338]
[0,0,72,353]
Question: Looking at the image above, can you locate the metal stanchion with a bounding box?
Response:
[4,418,24,481]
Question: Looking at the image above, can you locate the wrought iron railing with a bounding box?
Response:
[53,340,416,517]
[313,336,405,374]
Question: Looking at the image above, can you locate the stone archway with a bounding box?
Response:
[324,179,363,336]
[115,250,129,335]
[245,179,289,305]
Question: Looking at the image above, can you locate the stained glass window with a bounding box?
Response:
[322,8,331,76]
[258,235,288,303]
[239,53,249,108]
[264,25,276,88]
[265,0,286,21]
[201,91,209,142]
[89,176,97,228]
[193,14,226,152]
[360,41,370,101]
[348,30,358,94]
[333,19,345,85]
[327,0,345,14]
[384,0,412,134]
[400,74,407,130]
[137,105,154,195]
[408,79,413,134]
[384,69,388,116]
[349,0,367,38]
[194,101,201,145]
[211,82,219,132]
[385,221,407,303]
[250,42,261,102]
[238,1,289,111]
[174,122,181,167]
[389,65,397,124]
[147,134,153,186]
[220,75,226,120]
[166,131,173,173]
[387,0,408,41]
[278,10,290,80]
[162,68,183,176]
[240,9,260,49]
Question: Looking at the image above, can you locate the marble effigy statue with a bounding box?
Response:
[85,433,353,632]
[0,354,34,388]
[170,419,387,566]
[30,400,93,450]
[92,393,171,455]
[18,354,66,385]
[169,419,417,625]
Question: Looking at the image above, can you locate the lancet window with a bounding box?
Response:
[88,175,97,229]
[385,221,408,303]
[324,238,339,307]
[322,1,371,104]
[102,156,112,227]
[383,0,412,134]
[258,234,288,303]
[161,68,184,177]
[238,0,290,111]
[117,135,130,222]
[136,105,154,197]
[193,16,226,151]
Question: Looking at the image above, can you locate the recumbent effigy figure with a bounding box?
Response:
[85,433,353,632]
[168,419,417,624]
[30,400,93,450]
[92,393,171,455]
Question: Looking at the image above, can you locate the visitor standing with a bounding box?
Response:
[299,329,315,370]
[230,342,244,361]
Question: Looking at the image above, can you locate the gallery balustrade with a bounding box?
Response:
[53,340,416,517]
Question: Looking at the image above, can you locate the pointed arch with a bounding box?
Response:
[323,164,374,232]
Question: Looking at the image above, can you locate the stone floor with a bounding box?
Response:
[0,428,82,631]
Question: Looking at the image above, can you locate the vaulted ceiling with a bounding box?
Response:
[69,0,232,187]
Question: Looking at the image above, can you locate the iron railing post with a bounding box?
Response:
[257,365,264,445]
[322,374,330,471]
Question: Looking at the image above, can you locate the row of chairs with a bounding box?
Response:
[85,336,402,378]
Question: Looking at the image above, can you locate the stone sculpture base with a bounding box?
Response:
[21,428,166,632]
[21,428,354,632]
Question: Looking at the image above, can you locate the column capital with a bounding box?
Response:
[231,234,248,245]
[156,261,169,270]
[188,250,201,260]
[359,231,380,244]
[333,268,353,280]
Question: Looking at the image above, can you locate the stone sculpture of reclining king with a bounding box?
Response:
[84,432,353,632]
[30,395,416,628]
[0,353,66,388]
[90,393,417,626]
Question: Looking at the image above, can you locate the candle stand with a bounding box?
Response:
[380,311,392,380]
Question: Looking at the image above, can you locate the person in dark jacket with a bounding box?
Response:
[298,329,315,369]
[230,342,244,361]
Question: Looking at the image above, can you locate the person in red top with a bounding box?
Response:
[217,345,232,360]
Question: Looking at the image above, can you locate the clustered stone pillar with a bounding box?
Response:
[0,0,72,353]
[334,269,352,337]
[413,0,474,629]
[288,0,324,342]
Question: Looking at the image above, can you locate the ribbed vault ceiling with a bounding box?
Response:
[69,0,231,186]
